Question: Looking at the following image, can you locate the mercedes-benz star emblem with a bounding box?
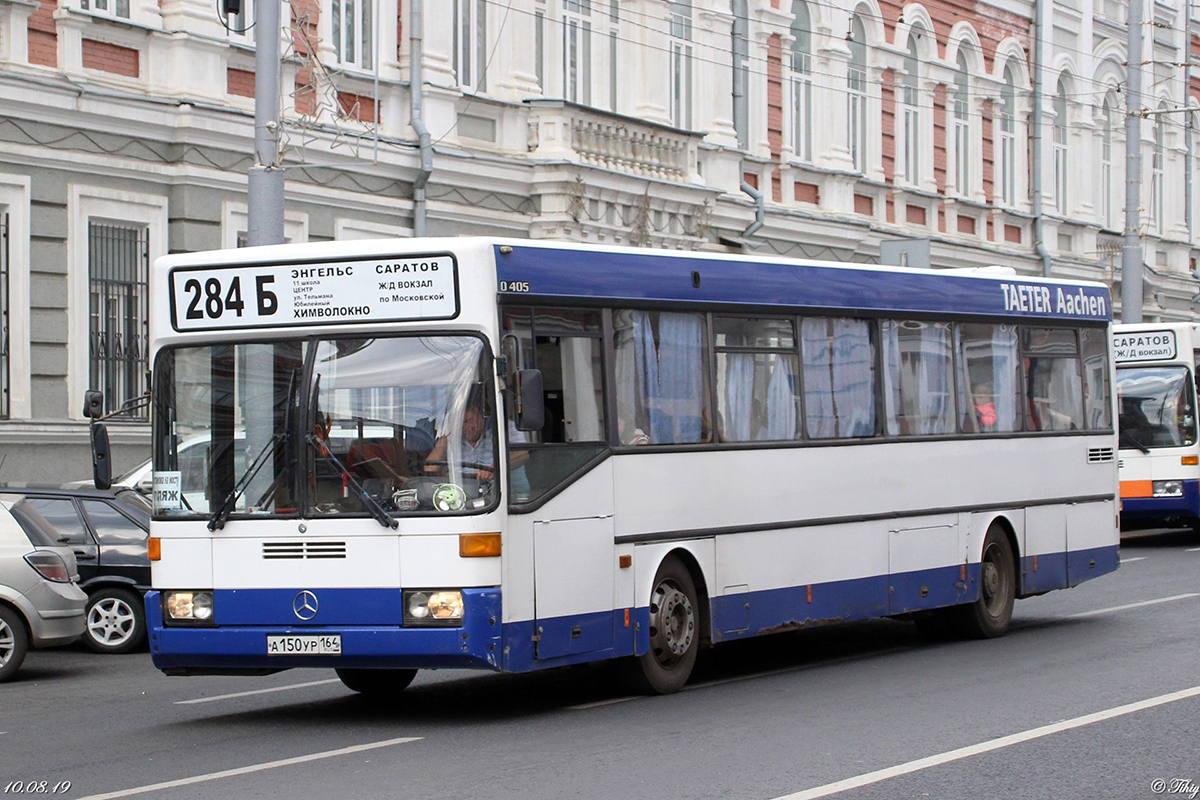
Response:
[293,590,319,621]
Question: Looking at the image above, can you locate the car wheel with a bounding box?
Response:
[85,588,146,654]
[623,556,701,695]
[953,526,1017,639]
[0,605,29,682]
[336,668,419,695]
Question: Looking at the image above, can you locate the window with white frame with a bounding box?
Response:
[790,1,813,161]
[669,0,693,129]
[1054,78,1068,214]
[900,30,921,185]
[847,15,867,173]
[952,50,970,197]
[1100,93,1115,229]
[454,0,487,92]
[999,64,1017,207]
[563,0,591,105]
[80,0,129,20]
[1152,106,1165,231]
[331,0,375,70]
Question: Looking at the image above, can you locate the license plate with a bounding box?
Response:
[266,634,342,656]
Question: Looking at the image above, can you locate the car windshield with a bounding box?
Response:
[153,334,497,519]
[1116,366,1197,449]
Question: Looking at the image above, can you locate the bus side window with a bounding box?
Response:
[1079,328,1112,430]
[800,317,877,439]
[1022,327,1083,432]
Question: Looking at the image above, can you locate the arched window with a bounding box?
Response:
[790,1,813,161]
[1100,92,1116,228]
[900,29,921,184]
[1054,78,1069,213]
[847,14,867,172]
[953,49,970,196]
[999,64,1017,207]
[1152,103,1166,231]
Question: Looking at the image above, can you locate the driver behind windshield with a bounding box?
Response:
[425,403,530,499]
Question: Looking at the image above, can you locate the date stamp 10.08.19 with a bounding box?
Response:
[2,782,72,795]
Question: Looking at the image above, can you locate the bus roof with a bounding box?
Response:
[153,237,1112,328]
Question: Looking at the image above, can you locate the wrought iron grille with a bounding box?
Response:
[0,213,9,419]
[88,221,149,419]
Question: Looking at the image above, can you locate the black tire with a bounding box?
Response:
[953,526,1017,639]
[336,668,418,695]
[84,587,146,654]
[0,605,29,682]
[624,556,701,695]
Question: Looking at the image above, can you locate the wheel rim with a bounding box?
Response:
[88,598,136,646]
[980,542,1011,618]
[0,618,13,665]
[648,579,694,669]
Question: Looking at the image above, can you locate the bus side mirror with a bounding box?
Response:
[91,423,112,491]
[514,369,544,432]
[83,390,104,420]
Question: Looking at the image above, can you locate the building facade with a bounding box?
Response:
[0,0,1197,479]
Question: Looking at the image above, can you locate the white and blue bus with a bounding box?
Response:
[118,239,1119,694]
[1113,323,1200,529]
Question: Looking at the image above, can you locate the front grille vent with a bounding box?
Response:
[262,541,347,560]
[1087,447,1115,464]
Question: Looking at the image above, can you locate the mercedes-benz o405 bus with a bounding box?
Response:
[117,239,1119,694]
[1114,323,1200,529]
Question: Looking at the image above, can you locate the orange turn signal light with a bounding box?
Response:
[1183,455,1198,466]
[147,537,161,561]
[459,532,501,558]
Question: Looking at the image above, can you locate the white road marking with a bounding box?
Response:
[685,646,913,692]
[770,684,1200,800]
[174,678,341,705]
[1119,556,1147,563]
[1187,546,1200,552]
[1067,593,1200,618]
[76,736,422,800]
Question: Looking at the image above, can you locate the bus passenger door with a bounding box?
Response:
[533,515,615,660]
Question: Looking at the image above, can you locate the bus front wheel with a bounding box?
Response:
[624,556,700,695]
[336,668,418,695]
[954,526,1016,638]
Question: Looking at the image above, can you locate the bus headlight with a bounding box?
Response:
[1152,480,1183,497]
[164,591,215,625]
[404,590,463,626]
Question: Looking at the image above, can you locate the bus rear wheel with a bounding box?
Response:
[624,556,700,695]
[336,668,418,696]
[953,526,1016,639]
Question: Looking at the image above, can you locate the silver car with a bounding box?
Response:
[0,498,88,681]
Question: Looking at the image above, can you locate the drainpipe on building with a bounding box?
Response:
[410,0,433,237]
[1184,12,1193,244]
[730,0,763,243]
[1030,0,1053,278]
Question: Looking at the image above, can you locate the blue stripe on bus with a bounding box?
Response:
[494,245,1112,322]
[1120,479,1200,520]
[146,545,1119,674]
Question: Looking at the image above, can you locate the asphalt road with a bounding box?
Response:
[4,528,1199,800]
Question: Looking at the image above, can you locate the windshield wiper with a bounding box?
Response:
[305,432,397,529]
[207,431,286,531]
[207,368,299,532]
[1120,435,1152,454]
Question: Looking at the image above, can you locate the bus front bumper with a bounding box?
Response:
[1120,479,1200,521]
[146,589,503,673]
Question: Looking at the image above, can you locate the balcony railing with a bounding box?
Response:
[526,100,700,184]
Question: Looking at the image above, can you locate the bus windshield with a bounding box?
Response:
[153,334,498,520]
[1115,366,1197,450]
